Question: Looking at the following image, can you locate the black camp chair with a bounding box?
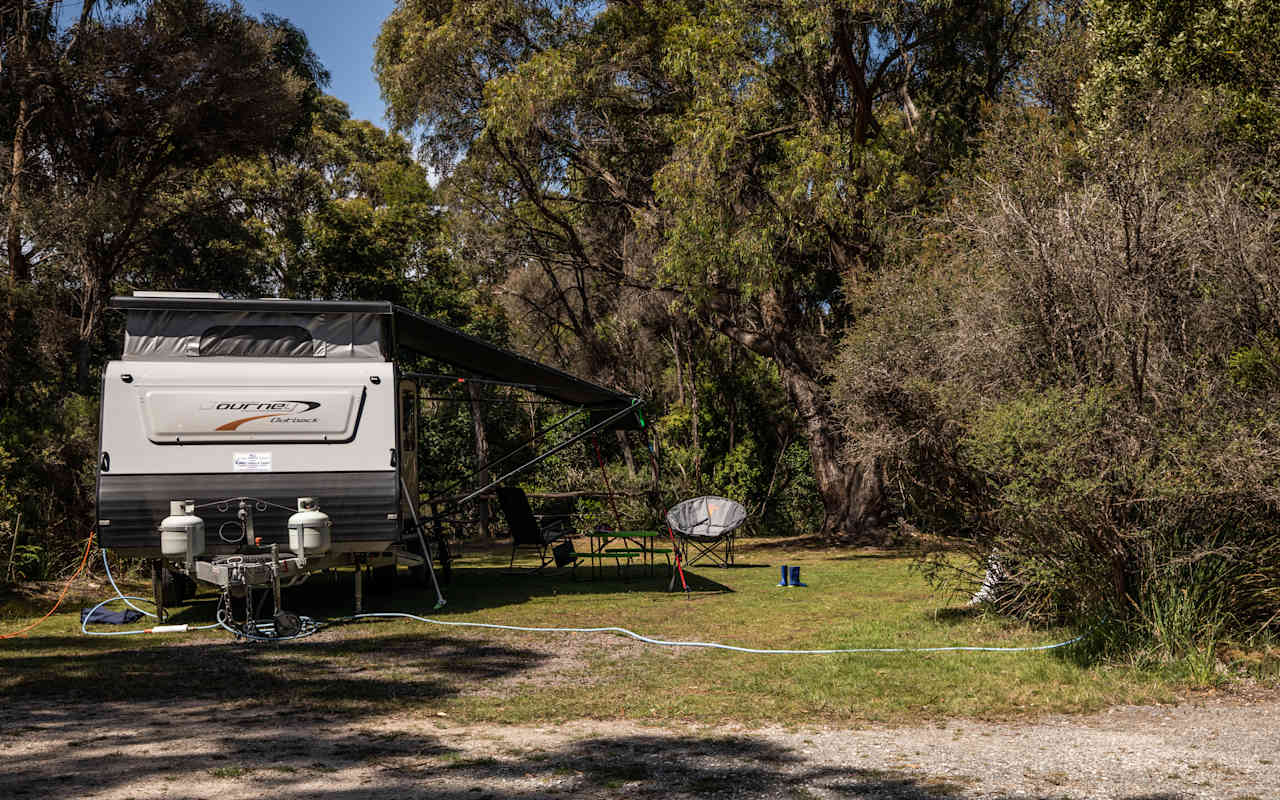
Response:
[666,495,748,567]
[496,487,574,571]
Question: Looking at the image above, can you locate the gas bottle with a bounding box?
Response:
[160,500,205,562]
[288,497,331,555]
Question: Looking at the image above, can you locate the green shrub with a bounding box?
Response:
[833,97,1280,663]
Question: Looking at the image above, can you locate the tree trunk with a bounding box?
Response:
[707,290,887,542]
[689,357,700,490]
[2,90,31,404]
[670,330,684,405]
[616,429,636,478]
[466,381,492,538]
[76,267,103,393]
[775,361,885,542]
[76,335,92,392]
[6,0,33,286]
[6,96,31,284]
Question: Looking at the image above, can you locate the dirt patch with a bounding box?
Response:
[4,690,1278,798]
[0,574,115,615]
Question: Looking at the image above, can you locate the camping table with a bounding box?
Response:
[578,530,672,580]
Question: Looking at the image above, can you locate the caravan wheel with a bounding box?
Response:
[368,563,397,595]
[152,563,183,608]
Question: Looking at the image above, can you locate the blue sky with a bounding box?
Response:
[237,0,400,127]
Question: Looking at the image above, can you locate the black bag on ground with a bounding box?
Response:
[81,606,144,625]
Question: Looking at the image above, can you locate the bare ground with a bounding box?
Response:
[3,687,1278,799]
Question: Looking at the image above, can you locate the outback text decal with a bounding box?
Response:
[202,400,322,430]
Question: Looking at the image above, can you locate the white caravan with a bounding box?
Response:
[96,292,638,631]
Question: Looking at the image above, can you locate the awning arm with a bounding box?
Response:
[425,406,590,506]
[455,400,642,507]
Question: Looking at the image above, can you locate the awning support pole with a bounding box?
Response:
[402,475,446,608]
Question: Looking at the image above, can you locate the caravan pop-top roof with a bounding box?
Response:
[110,294,637,413]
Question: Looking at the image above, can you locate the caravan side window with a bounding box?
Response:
[199,325,316,357]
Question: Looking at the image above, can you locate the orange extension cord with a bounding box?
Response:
[0,531,95,640]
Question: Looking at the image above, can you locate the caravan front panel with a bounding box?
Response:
[97,360,399,556]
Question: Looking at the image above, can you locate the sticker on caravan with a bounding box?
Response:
[233,452,273,472]
[139,388,363,443]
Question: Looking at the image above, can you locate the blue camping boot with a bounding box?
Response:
[789,565,807,587]
[777,565,789,587]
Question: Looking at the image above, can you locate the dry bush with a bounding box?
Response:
[834,95,1280,655]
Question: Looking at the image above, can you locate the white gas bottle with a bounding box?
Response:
[288,497,331,555]
[160,500,205,561]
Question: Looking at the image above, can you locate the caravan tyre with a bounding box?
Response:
[369,563,397,595]
[152,563,183,608]
[178,572,198,602]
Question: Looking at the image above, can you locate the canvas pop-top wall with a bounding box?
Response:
[123,309,389,360]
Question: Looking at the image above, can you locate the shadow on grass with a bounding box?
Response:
[0,715,1189,799]
[143,562,727,623]
[680,561,773,570]
[77,561,737,632]
[0,697,460,798]
[669,569,735,594]
[822,549,916,561]
[929,606,982,624]
[0,631,548,707]
[348,564,736,615]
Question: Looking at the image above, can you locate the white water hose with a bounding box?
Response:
[346,612,1083,654]
[85,548,1081,652]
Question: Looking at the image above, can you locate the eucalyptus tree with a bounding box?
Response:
[1082,0,1280,150]
[2,0,326,387]
[377,0,1032,539]
[134,93,459,305]
[1,0,102,287]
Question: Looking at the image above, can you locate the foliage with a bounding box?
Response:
[376,0,1038,539]
[833,93,1280,659]
[1,0,1277,675]
[7,0,322,386]
[1082,0,1280,152]
[0,4,493,579]
[1227,334,1280,391]
[0,342,100,575]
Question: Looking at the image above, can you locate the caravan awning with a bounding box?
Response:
[389,306,633,412]
[109,295,639,424]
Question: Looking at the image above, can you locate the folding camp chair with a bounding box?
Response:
[496,487,575,571]
[666,495,748,567]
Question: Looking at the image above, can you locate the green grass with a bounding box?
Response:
[208,766,252,779]
[0,538,1206,725]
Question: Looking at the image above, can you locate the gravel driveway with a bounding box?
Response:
[4,689,1277,799]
